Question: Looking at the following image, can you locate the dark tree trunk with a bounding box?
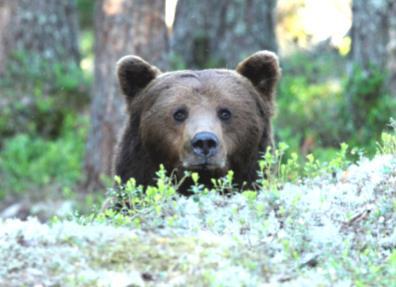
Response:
[351,0,389,71]
[84,0,169,190]
[0,0,81,140]
[388,1,396,97]
[172,0,277,68]
[0,0,80,74]
[349,0,396,130]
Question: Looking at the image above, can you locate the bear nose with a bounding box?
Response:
[191,132,219,158]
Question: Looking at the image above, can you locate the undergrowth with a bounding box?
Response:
[275,51,396,159]
[377,118,396,155]
[98,142,352,226]
[0,115,87,199]
[94,117,396,228]
[53,123,395,286]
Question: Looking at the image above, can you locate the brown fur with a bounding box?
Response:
[115,51,281,194]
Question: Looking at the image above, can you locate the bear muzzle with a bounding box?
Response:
[191,132,219,158]
[182,131,227,171]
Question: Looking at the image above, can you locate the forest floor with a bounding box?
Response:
[0,155,395,286]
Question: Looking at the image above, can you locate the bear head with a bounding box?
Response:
[115,51,280,193]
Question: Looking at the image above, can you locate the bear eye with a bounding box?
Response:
[173,108,188,122]
[218,108,232,121]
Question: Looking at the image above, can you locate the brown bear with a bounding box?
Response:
[114,51,281,194]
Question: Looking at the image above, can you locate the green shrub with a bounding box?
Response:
[275,74,343,150]
[0,50,90,142]
[103,140,354,219]
[275,51,396,159]
[76,0,95,29]
[343,65,396,152]
[377,118,396,155]
[0,115,87,198]
[275,51,346,159]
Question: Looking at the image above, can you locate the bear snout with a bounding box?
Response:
[191,132,219,158]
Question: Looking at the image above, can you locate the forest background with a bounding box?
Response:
[1,1,396,285]
[0,0,395,210]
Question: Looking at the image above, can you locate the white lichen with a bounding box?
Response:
[0,155,395,286]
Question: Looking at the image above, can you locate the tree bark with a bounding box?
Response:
[351,0,390,71]
[348,0,396,135]
[84,0,168,190]
[0,0,80,74]
[172,0,277,68]
[388,1,396,97]
[0,0,81,140]
[349,0,396,127]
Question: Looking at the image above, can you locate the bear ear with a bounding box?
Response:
[116,55,161,99]
[236,51,281,101]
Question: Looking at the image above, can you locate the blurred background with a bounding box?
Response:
[0,0,395,217]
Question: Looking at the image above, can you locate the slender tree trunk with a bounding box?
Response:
[0,0,81,139]
[172,0,277,68]
[351,0,389,71]
[0,0,80,74]
[84,0,168,190]
[388,1,396,97]
[349,0,395,130]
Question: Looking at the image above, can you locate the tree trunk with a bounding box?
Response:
[84,0,169,190]
[172,0,277,68]
[388,1,396,97]
[0,0,80,74]
[349,0,395,133]
[351,0,389,71]
[0,0,81,140]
